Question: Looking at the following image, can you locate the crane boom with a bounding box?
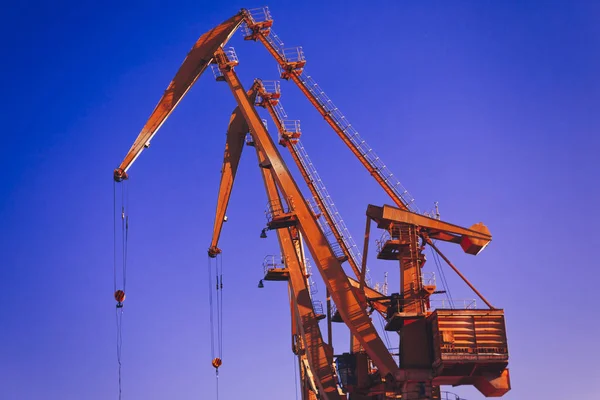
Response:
[208,84,260,257]
[255,145,341,400]
[214,49,399,377]
[113,13,244,181]
[256,82,364,281]
[242,12,419,212]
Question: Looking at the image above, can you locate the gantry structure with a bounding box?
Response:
[113,7,510,400]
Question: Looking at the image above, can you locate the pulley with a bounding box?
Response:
[212,357,222,369]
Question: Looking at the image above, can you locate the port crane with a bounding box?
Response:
[113,7,510,399]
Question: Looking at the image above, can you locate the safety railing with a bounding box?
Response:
[312,299,324,316]
[282,46,305,64]
[257,80,288,129]
[373,280,388,296]
[279,120,301,144]
[423,201,441,220]
[422,271,436,286]
[440,392,466,400]
[210,64,224,80]
[430,299,477,310]
[244,132,254,146]
[244,6,272,26]
[272,102,288,122]
[244,17,420,213]
[258,90,371,284]
[261,80,280,95]
[305,259,319,296]
[219,47,239,66]
[307,198,322,218]
[262,30,286,54]
[265,198,292,222]
[329,241,346,260]
[386,297,427,315]
[296,72,419,212]
[375,230,391,254]
[282,120,301,134]
[293,139,369,282]
[262,254,285,276]
[376,225,417,253]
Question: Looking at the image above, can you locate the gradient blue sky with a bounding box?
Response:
[1,1,599,399]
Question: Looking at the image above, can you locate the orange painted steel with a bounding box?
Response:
[215,52,399,378]
[114,290,126,303]
[113,13,244,181]
[257,83,362,281]
[347,277,387,316]
[256,148,341,400]
[111,8,511,398]
[208,84,260,257]
[246,26,410,211]
[367,204,492,252]
[359,216,371,290]
[207,81,340,398]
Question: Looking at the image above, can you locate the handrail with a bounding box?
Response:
[243,10,419,212]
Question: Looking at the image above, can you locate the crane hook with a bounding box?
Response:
[114,289,126,308]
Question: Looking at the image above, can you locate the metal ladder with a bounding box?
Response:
[259,87,372,285]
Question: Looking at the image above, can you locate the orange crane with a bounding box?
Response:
[113,7,510,399]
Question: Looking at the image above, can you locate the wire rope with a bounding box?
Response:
[430,243,454,308]
[207,256,215,360]
[112,181,129,399]
[293,354,299,400]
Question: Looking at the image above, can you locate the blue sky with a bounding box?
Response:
[1,1,599,399]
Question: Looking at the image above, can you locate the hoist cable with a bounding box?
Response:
[218,254,224,358]
[207,256,215,360]
[215,269,221,360]
[293,354,299,400]
[112,181,128,400]
[113,181,117,293]
[430,244,454,307]
[207,254,224,399]
[115,308,123,400]
[377,313,391,349]
[435,250,453,305]
[215,369,220,400]
[123,182,129,291]
[121,186,125,287]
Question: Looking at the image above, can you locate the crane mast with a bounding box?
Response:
[112,7,511,400]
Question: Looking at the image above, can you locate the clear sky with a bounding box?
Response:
[1,1,599,399]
